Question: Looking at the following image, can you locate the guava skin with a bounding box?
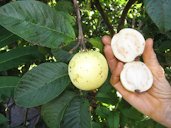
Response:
[68,50,108,91]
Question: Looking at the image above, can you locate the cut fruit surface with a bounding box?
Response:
[120,61,153,92]
[111,28,145,62]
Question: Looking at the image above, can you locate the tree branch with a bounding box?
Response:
[117,0,137,32]
[72,0,86,50]
[92,0,115,36]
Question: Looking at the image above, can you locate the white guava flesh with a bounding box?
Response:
[111,28,145,62]
[68,50,108,91]
[120,61,153,92]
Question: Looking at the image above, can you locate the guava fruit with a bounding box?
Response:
[68,50,108,91]
[111,28,145,62]
[120,61,153,92]
[111,28,153,92]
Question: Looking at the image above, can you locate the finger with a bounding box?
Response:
[112,82,136,102]
[102,35,112,45]
[104,45,118,72]
[102,35,118,72]
[112,82,148,110]
[142,38,164,78]
[143,38,160,66]
[113,82,158,117]
[110,62,124,84]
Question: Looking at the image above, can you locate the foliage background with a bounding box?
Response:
[0,0,171,127]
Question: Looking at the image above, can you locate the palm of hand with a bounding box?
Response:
[102,36,171,127]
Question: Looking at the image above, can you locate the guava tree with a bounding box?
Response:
[0,0,171,127]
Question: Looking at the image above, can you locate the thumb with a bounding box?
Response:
[143,38,160,67]
[143,38,165,78]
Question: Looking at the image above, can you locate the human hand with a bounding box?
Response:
[102,35,171,127]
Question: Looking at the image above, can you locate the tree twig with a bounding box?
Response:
[117,0,137,32]
[92,0,114,36]
[72,0,86,50]
[23,108,28,127]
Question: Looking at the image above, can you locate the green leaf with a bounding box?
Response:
[61,97,92,128]
[117,99,131,110]
[0,0,75,48]
[155,123,166,128]
[95,105,110,119]
[0,114,8,125]
[0,46,43,71]
[0,26,19,48]
[107,111,120,128]
[158,40,171,52]
[14,62,70,107]
[0,76,20,98]
[41,91,76,128]
[166,31,171,39]
[135,119,156,128]
[55,1,74,13]
[96,79,118,105]
[165,52,171,64]
[88,38,103,52]
[144,0,171,32]
[121,107,144,121]
[52,49,73,63]
[92,122,102,128]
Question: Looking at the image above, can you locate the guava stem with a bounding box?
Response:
[73,0,86,50]
[69,41,80,53]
